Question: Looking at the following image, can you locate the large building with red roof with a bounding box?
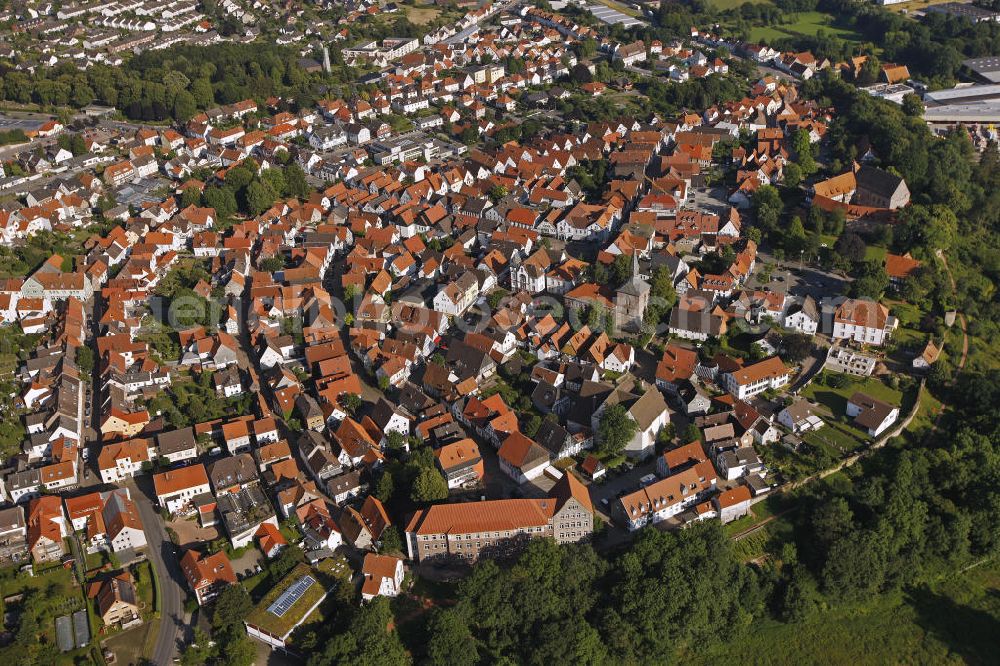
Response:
[404,474,593,563]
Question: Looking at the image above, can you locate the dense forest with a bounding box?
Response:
[0,43,361,122]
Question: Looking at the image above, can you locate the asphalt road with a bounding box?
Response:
[132,479,187,666]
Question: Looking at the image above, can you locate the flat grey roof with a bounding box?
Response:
[924,83,1000,105]
[964,55,1000,72]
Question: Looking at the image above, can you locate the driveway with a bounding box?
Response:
[130,477,187,666]
[588,458,659,521]
[788,344,828,394]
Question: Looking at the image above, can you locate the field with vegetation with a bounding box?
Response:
[403,3,442,25]
[748,11,864,43]
[0,563,95,665]
[696,561,1000,665]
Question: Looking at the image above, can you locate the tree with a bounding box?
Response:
[203,186,237,218]
[834,232,867,264]
[570,63,593,83]
[173,90,197,123]
[488,185,508,202]
[285,164,310,198]
[225,164,255,191]
[460,126,478,145]
[753,185,784,237]
[781,332,814,363]
[524,414,542,437]
[212,584,252,630]
[75,345,94,376]
[851,261,890,299]
[785,216,808,255]
[310,597,409,666]
[259,256,285,272]
[379,525,403,555]
[221,636,257,666]
[245,180,276,216]
[411,466,448,503]
[783,162,803,188]
[269,544,305,581]
[895,204,958,253]
[780,565,822,622]
[180,628,216,666]
[901,93,924,118]
[681,422,702,443]
[487,288,510,310]
[610,253,631,286]
[597,404,638,456]
[385,431,407,452]
[181,185,202,209]
[342,393,362,415]
[425,608,478,666]
[791,128,817,175]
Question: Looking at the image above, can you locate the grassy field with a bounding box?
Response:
[748,12,864,44]
[708,0,772,9]
[695,561,1000,665]
[403,4,441,26]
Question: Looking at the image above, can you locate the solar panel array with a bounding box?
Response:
[267,575,316,617]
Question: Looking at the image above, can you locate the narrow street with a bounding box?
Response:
[130,477,187,666]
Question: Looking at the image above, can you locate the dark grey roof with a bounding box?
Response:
[208,453,259,490]
[534,419,571,457]
[856,165,904,198]
[156,427,196,455]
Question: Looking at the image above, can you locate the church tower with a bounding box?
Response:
[615,254,650,334]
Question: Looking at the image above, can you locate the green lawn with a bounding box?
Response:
[903,386,943,442]
[749,12,864,44]
[802,372,904,417]
[865,245,888,263]
[724,493,789,537]
[802,419,867,455]
[695,561,1000,665]
[133,561,155,610]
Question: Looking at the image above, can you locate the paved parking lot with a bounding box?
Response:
[687,185,732,215]
[746,261,849,301]
[0,114,48,132]
[167,515,220,547]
